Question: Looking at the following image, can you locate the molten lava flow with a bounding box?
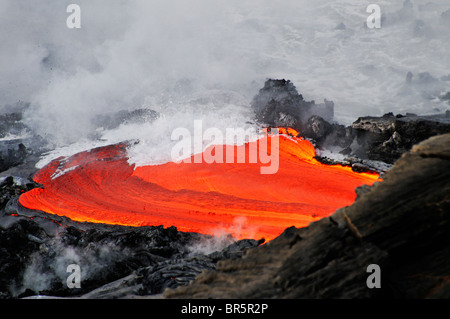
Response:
[19,133,379,241]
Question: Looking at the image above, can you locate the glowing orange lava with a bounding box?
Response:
[19,133,379,241]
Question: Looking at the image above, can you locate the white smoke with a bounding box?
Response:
[1,0,449,165]
[187,216,261,256]
[18,235,132,296]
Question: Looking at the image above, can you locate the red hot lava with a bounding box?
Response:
[19,131,379,241]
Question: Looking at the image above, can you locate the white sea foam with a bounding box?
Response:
[1,0,449,167]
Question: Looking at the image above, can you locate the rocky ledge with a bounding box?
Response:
[253,79,450,168]
[0,205,263,299]
[164,133,450,299]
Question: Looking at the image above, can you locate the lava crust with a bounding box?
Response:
[19,134,379,241]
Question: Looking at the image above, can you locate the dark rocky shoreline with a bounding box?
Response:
[0,206,263,299]
[1,79,449,299]
[253,79,450,169]
[165,133,450,299]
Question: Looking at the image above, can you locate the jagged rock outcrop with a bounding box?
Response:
[0,107,49,178]
[92,108,159,131]
[0,195,263,299]
[252,79,450,165]
[0,143,28,174]
[350,112,450,163]
[251,79,334,131]
[164,133,450,299]
[0,176,41,211]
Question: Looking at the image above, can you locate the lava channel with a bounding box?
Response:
[19,132,380,241]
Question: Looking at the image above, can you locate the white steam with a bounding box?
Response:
[1,0,449,166]
[187,216,260,255]
[18,236,131,295]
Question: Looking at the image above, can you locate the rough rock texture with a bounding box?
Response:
[92,108,159,131]
[0,111,28,174]
[0,214,193,298]
[1,80,448,299]
[164,133,450,299]
[251,79,334,130]
[0,107,160,178]
[0,176,41,211]
[0,107,48,178]
[0,195,263,299]
[252,79,450,165]
[0,142,28,174]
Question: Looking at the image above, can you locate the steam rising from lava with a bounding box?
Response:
[3,0,446,243]
[19,133,379,241]
[2,0,449,154]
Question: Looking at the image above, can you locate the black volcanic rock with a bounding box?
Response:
[164,133,450,299]
[252,80,450,165]
[0,214,197,298]
[0,109,48,178]
[0,191,263,299]
[0,142,28,173]
[351,112,450,163]
[0,176,41,211]
[0,112,29,173]
[92,108,159,130]
[302,115,334,144]
[251,79,334,131]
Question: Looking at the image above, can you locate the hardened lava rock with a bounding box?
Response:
[251,79,334,131]
[164,133,450,299]
[251,79,450,165]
